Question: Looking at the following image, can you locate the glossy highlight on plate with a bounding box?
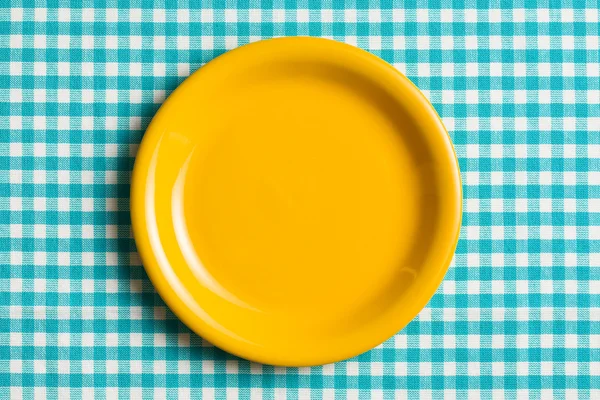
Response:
[131,37,462,366]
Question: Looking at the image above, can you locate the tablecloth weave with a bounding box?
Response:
[0,1,599,399]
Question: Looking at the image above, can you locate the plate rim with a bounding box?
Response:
[131,37,463,366]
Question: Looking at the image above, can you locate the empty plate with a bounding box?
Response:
[131,37,462,366]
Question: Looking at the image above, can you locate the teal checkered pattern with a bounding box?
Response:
[1,1,599,399]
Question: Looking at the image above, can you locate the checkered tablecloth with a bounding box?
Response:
[0,1,599,399]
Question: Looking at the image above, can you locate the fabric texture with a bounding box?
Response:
[0,1,599,399]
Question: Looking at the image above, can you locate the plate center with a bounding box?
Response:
[179,71,427,319]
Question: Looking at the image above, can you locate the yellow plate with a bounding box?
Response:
[131,37,462,366]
